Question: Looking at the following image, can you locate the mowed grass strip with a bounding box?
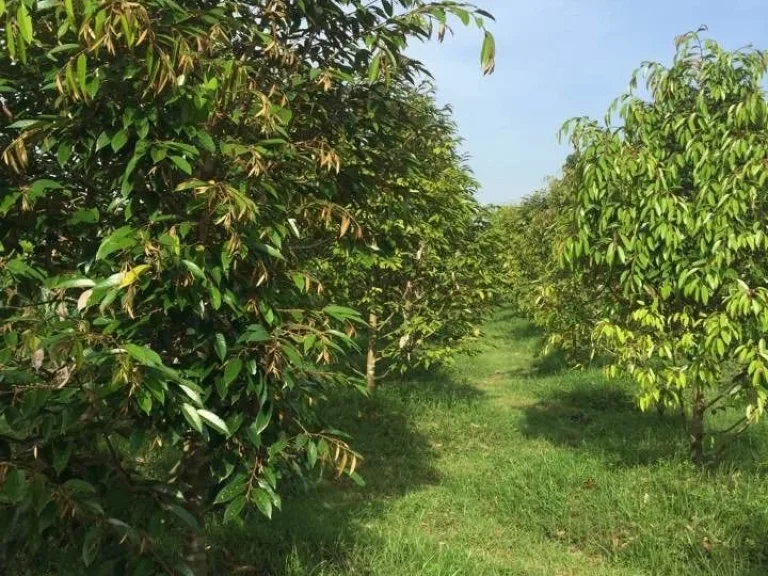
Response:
[211,309,768,576]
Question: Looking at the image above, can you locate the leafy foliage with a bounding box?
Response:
[0,0,496,571]
[308,85,503,388]
[491,163,596,363]
[560,32,768,463]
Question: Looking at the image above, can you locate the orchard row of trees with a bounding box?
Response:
[0,0,502,573]
[501,32,768,466]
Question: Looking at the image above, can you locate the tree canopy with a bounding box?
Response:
[559,33,768,463]
[0,0,497,572]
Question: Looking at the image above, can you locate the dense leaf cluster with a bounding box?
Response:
[504,32,768,464]
[0,0,497,572]
[491,165,597,364]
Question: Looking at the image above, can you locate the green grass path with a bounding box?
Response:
[214,310,768,575]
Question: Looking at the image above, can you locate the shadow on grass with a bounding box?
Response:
[208,370,479,575]
[521,382,691,466]
[521,381,768,470]
[491,305,521,325]
[507,321,542,341]
[390,367,486,408]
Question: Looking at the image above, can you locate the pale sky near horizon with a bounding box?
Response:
[408,0,768,205]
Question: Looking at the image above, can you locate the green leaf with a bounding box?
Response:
[223,494,246,523]
[0,192,19,215]
[125,343,163,366]
[150,146,167,163]
[292,272,305,291]
[368,52,381,83]
[57,142,72,167]
[475,8,495,20]
[166,504,200,530]
[3,468,26,502]
[323,305,361,321]
[17,3,33,43]
[53,442,73,475]
[47,43,80,55]
[82,527,100,567]
[53,277,96,289]
[76,53,87,93]
[197,409,230,436]
[453,7,470,25]
[95,131,110,152]
[250,401,273,437]
[480,31,495,75]
[5,18,15,59]
[214,474,246,505]
[179,384,203,407]
[63,479,97,495]
[95,226,136,261]
[181,403,203,433]
[29,179,63,195]
[64,0,75,25]
[303,333,317,353]
[111,129,129,153]
[210,284,222,310]
[196,131,215,152]
[307,441,317,468]
[3,331,18,348]
[224,357,242,386]
[251,488,272,519]
[349,471,366,487]
[170,155,193,175]
[253,243,285,261]
[137,391,154,414]
[241,324,269,343]
[7,119,40,129]
[182,259,206,281]
[66,207,99,225]
[215,333,227,362]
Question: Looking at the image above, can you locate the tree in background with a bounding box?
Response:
[308,84,503,390]
[492,160,597,364]
[561,32,768,464]
[0,0,495,572]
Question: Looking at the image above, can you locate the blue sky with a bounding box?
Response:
[408,0,768,205]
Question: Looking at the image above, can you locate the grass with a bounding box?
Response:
[212,308,768,575]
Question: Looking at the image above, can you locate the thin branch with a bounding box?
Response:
[711,415,749,436]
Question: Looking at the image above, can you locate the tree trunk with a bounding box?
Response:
[678,393,687,429]
[180,441,209,575]
[366,312,377,392]
[185,531,208,576]
[690,386,705,466]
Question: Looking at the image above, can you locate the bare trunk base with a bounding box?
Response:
[366,313,377,392]
[690,387,705,466]
[185,533,208,576]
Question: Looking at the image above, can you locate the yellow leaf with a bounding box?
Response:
[77,289,93,311]
[119,264,149,288]
[339,214,351,238]
[336,450,348,478]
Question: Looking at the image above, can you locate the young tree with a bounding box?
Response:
[307,85,502,390]
[0,0,495,571]
[561,32,768,463]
